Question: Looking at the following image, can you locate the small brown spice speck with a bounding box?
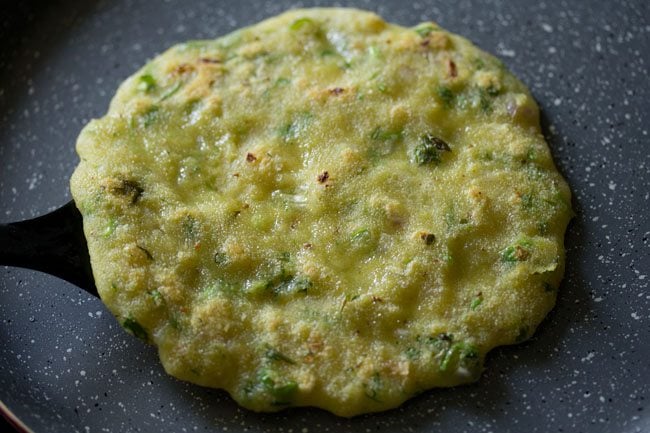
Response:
[420,232,436,245]
[317,171,329,183]
[246,152,257,162]
[200,57,221,64]
[447,59,457,78]
[174,63,192,74]
[514,245,530,261]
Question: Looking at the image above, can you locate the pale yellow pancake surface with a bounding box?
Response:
[70,8,572,416]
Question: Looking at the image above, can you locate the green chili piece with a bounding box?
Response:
[414,134,451,166]
[123,317,148,342]
[138,74,157,92]
[265,346,296,364]
[289,17,314,31]
[470,294,483,310]
[370,127,402,142]
[270,381,298,403]
[502,238,532,262]
[405,347,420,360]
[515,325,529,342]
[351,228,371,243]
[149,289,164,306]
[437,85,454,108]
[103,218,118,238]
[159,81,182,101]
[363,373,383,402]
[259,372,298,404]
[543,282,556,292]
[139,106,160,127]
[414,24,435,38]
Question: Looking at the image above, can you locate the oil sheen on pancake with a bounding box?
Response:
[70,8,573,417]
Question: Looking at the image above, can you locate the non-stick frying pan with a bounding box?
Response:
[1,0,648,432]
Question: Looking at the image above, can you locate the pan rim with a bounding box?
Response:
[0,399,36,433]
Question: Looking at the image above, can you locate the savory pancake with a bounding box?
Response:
[70,8,572,416]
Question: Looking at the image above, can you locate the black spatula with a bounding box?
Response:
[0,201,97,296]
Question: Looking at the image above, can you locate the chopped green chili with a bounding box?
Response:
[123,317,148,342]
[368,45,381,58]
[277,275,312,293]
[515,325,529,342]
[414,134,451,165]
[470,293,483,310]
[265,346,296,364]
[502,238,532,262]
[520,193,534,209]
[350,228,371,243]
[139,106,160,127]
[472,57,486,70]
[200,280,237,298]
[259,371,298,404]
[414,24,435,38]
[363,373,383,402]
[437,85,454,108]
[370,127,402,142]
[289,17,314,31]
[149,289,164,306]
[543,282,556,292]
[159,81,182,101]
[537,221,549,235]
[278,112,313,142]
[213,252,228,265]
[440,341,479,371]
[103,218,118,238]
[138,74,157,92]
[405,346,420,360]
[181,215,199,241]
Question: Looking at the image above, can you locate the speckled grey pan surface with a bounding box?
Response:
[0,0,648,432]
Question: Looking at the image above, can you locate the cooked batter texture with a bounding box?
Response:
[70,8,572,416]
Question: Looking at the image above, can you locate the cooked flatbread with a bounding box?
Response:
[70,8,572,416]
